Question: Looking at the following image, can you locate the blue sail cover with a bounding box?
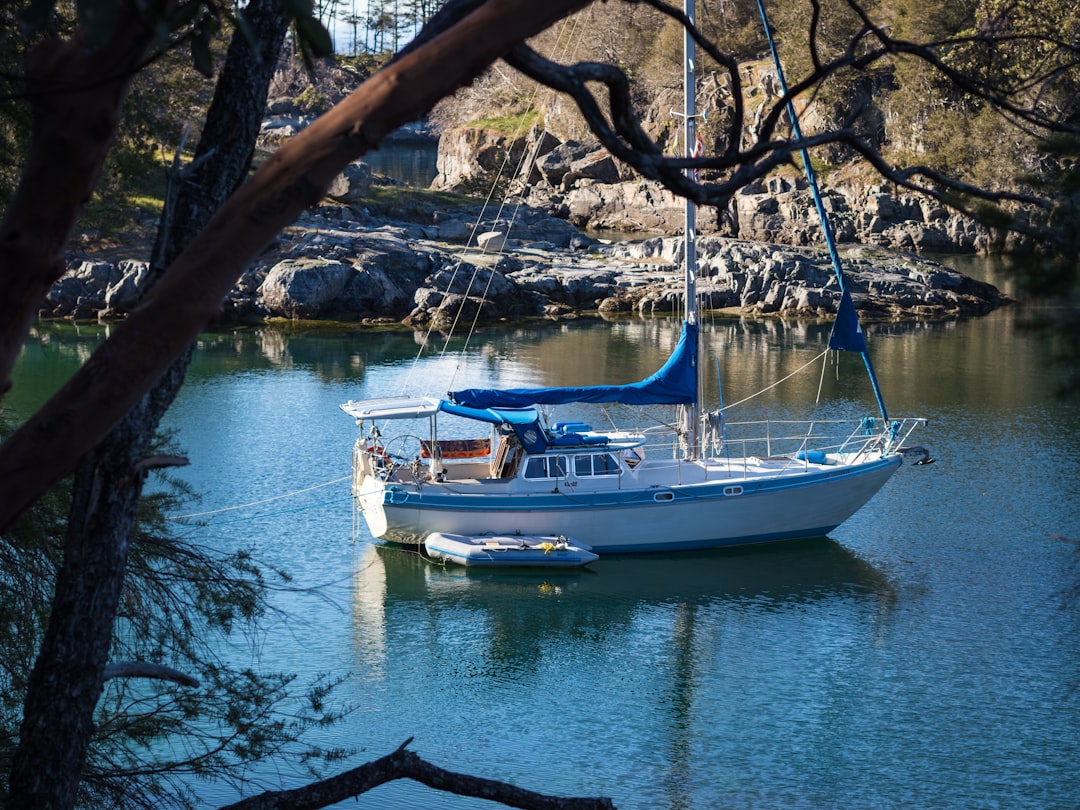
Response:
[452,322,698,409]
[828,287,868,353]
[437,400,540,425]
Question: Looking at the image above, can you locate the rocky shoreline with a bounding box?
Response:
[51,193,1008,327]
[49,127,1011,326]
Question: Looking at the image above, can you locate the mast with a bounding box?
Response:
[681,0,700,459]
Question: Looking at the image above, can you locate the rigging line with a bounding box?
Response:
[498,7,588,240]
[451,104,552,375]
[450,14,585,315]
[400,11,587,398]
[815,346,830,405]
[720,347,829,412]
[429,90,559,391]
[435,185,528,392]
[442,14,586,394]
[795,348,835,452]
[433,132,533,353]
[392,12,591,399]
[168,476,351,520]
[489,19,587,255]
[396,15,581,397]
[397,167,508,396]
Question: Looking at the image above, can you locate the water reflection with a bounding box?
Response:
[361,142,438,187]
[352,538,894,670]
[189,326,431,381]
[349,539,897,809]
[17,303,1066,419]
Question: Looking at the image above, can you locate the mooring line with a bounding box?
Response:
[168,475,351,520]
[181,496,354,526]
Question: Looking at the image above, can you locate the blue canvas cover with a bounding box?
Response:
[437,400,540,425]
[827,287,868,353]
[437,400,549,452]
[827,285,889,420]
[451,322,698,409]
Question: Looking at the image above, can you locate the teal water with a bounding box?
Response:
[7,296,1080,808]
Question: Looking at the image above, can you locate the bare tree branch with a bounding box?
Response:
[507,0,1069,243]
[133,455,190,473]
[222,738,615,810]
[840,0,1080,131]
[634,0,745,156]
[8,0,1078,535]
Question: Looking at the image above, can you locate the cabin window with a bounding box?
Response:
[524,456,570,480]
[594,453,621,475]
[570,453,621,477]
[524,458,547,479]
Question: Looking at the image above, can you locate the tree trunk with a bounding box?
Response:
[7,405,150,809]
[4,3,289,808]
[5,1,590,802]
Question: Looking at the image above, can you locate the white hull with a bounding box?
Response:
[357,453,902,554]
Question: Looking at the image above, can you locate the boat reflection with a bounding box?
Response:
[349,538,897,810]
[351,538,895,672]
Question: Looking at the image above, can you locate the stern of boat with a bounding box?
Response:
[352,439,390,538]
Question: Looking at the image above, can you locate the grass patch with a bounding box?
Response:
[467,110,540,137]
[366,186,477,207]
[128,194,164,216]
[79,193,162,237]
[78,146,169,239]
[361,185,482,220]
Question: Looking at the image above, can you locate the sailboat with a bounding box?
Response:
[341,0,926,554]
